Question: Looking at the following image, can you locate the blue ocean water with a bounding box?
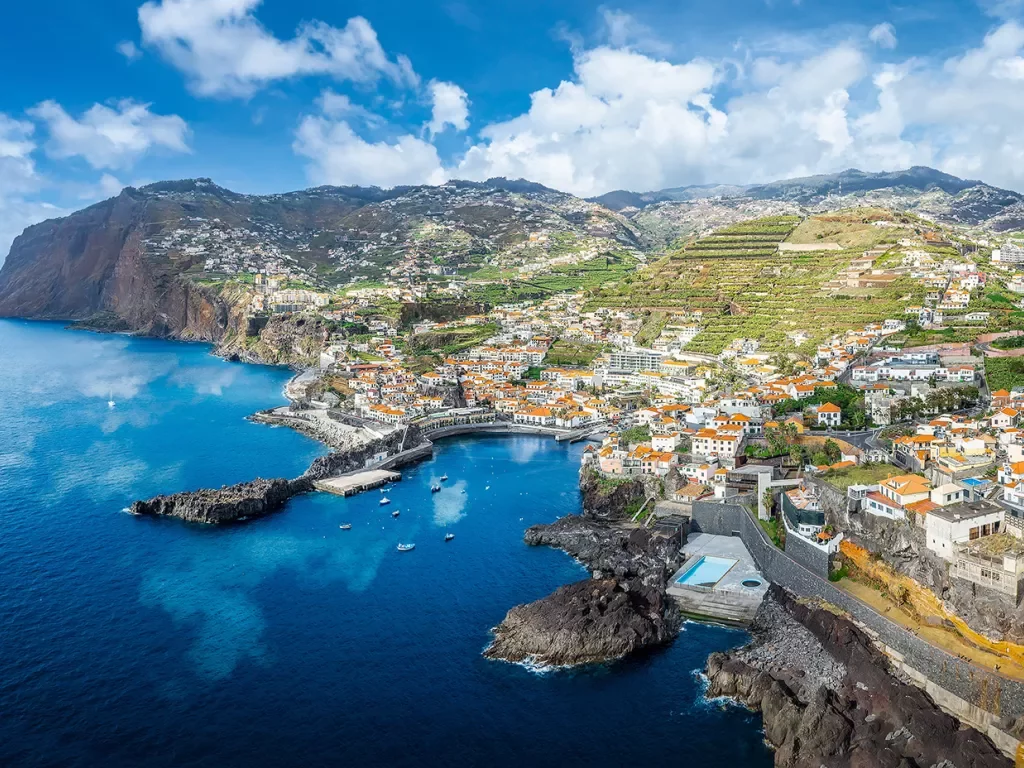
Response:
[0,319,773,767]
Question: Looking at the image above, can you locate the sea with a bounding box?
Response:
[0,319,774,767]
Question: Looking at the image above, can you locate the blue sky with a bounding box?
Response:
[3,0,1024,257]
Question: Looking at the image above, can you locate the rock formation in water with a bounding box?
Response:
[525,515,684,589]
[705,586,1012,768]
[484,578,678,666]
[486,462,685,667]
[130,478,309,524]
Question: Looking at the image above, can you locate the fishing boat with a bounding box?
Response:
[379,497,391,506]
[339,524,352,530]
[444,533,454,542]
[440,474,448,482]
[396,543,415,552]
[430,484,441,493]
[391,509,400,518]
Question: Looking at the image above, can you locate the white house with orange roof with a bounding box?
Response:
[991,407,1020,430]
[864,474,932,520]
[816,402,842,427]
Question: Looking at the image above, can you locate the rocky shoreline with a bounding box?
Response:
[129,477,309,524]
[705,585,1012,768]
[484,467,687,667]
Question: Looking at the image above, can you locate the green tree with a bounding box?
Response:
[823,438,841,465]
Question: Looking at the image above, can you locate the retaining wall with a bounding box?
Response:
[690,498,1024,721]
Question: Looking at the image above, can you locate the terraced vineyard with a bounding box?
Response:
[588,215,923,354]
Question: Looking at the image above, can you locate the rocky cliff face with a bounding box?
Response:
[705,586,1012,768]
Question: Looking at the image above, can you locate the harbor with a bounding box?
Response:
[313,469,401,497]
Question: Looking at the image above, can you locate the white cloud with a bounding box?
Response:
[599,7,673,56]
[436,20,1024,195]
[28,99,190,170]
[117,40,142,61]
[293,111,445,188]
[868,23,898,49]
[138,0,418,97]
[0,115,53,263]
[426,80,469,135]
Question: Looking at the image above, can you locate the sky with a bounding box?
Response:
[4,0,1024,259]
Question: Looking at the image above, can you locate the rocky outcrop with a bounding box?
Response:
[130,477,309,524]
[218,314,331,367]
[486,463,684,667]
[705,586,1012,768]
[578,465,652,520]
[524,515,685,589]
[484,578,679,666]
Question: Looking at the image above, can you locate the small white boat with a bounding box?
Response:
[440,474,448,482]
[397,543,415,552]
[339,524,352,530]
[431,485,441,493]
[445,533,455,542]
[379,497,391,506]
[391,509,400,518]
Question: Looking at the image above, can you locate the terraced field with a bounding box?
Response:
[588,215,923,354]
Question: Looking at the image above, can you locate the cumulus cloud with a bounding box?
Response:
[138,0,418,97]
[28,99,190,170]
[426,80,469,135]
[117,40,142,61]
[0,115,53,262]
[441,20,1024,195]
[868,23,898,49]
[293,109,445,188]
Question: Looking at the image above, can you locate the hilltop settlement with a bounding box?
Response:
[14,169,1024,765]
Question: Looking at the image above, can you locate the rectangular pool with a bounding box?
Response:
[675,555,737,588]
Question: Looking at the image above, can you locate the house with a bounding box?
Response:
[925,500,1004,560]
[991,408,1020,430]
[691,428,741,458]
[651,432,680,452]
[816,402,842,427]
[864,474,931,520]
[514,407,555,427]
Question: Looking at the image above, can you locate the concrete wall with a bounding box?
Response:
[690,498,1024,721]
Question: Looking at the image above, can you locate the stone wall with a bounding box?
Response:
[689,498,1024,721]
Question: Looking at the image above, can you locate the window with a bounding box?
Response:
[970,527,980,541]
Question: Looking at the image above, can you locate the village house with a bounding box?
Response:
[864,474,931,520]
[925,500,1004,560]
[816,402,842,427]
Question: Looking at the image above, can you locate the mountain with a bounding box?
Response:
[0,177,640,339]
[589,183,748,211]
[605,166,1024,246]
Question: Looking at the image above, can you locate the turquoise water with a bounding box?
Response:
[676,556,739,588]
[0,319,773,767]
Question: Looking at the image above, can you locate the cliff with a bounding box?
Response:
[705,586,1011,768]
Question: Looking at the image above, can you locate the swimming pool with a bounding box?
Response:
[675,556,737,588]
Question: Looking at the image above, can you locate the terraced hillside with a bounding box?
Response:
[589,214,924,354]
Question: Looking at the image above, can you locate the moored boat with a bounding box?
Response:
[440,474,448,482]
[396,543,415,552]
[431,484,441,493]
[445,533,454,542]
[391,509,400,518]
[379,497,390,506]
[339,523,352,530]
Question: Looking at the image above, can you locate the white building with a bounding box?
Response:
[925,501,1004,560]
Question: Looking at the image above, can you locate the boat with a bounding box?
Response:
[391,510,400,518]
[440,474,448,482]
[396,543,415,552]
[445,533,454,542]
[379,497,391,506]
[431,485,441,493]
[339,524,352,530]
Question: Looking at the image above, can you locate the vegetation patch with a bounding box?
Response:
[545,340,604,366]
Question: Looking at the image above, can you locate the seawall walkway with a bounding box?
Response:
[692,498,1024,754]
